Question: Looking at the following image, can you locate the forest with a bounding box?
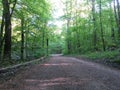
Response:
[0,0,120,67]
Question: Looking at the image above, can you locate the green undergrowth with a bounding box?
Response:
[0,60,27,68]
[0,56,48,68]
[67,50,120,64]
[81,51,119,59]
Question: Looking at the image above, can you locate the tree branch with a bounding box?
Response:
[10,0,17,17]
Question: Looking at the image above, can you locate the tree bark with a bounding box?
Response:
[46,38,49,56]
[2,0,12,59]
[2,0,17,60]
[0,13,5,60]
[99,0,106,51]
[92,0,97,51]
[75,0,80,53]
[109,1,115,40]
[114,0,119,28]
[21,18,24,60]
[116,0,120,39]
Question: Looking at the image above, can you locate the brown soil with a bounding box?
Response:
[0,55,120,90]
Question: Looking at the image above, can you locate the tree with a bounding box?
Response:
[2,0,17,60]
[99,0,106,51]
[92,0,97,50]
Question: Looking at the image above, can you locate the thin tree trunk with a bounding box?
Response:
[42,23,46,49]
[92,0,97,51]
[66,19,71,54]
[21,18,24,60]
[109,2,115,40]
[65,1,71,54]
[46,38,49,56]
[116,0,120,39]
[75,0,80,53]
[25,24,29,59]
[99,0,106,51]
[114,0,119,28]
[114,0,120,40]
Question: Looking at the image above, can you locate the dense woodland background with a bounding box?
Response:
[0,0,120,67]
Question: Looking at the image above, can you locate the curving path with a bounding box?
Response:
[0,55,120,90]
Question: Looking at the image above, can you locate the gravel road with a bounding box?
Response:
[0,55,120,90]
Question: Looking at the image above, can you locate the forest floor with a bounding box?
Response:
[0,55,120,90]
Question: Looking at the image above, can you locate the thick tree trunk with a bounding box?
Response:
[2,0,12,59]
[0,14,5,60]
[2,0,17,60]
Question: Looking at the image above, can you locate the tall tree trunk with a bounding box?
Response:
[21,18,24,60]
[2,0,12,59]
[42,23,46,49]
[109,1,115,40]
[92,0,97,51]
[25,24,29,59]
[114,0,119,28]
[75,0,80,53]
[0,13,5,60]
[2,0,17,60]
[66,19,71,54]
[65,0,71,54]
[116,0,120,39]
[99,0,106,51]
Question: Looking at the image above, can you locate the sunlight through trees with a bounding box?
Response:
[0,0,120,67]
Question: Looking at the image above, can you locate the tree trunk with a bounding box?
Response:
[109,2,115,40]
[21,18,24,60]
[65,0,72,54]
[42,23,46,49]
[66,19,71,54]
[114,0,119,28]
[2,0,17,60]
[92,0,97,51]
[2,0,12,59]
[75,0,80,53]
[46,38,49,56]
[116,0,120,39]
[0,13,5,60]
[99,0,106,51]
[25,24,29,59]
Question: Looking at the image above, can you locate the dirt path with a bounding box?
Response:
[0,56,120,90]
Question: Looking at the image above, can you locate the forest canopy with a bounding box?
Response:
[0,0,120,66]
